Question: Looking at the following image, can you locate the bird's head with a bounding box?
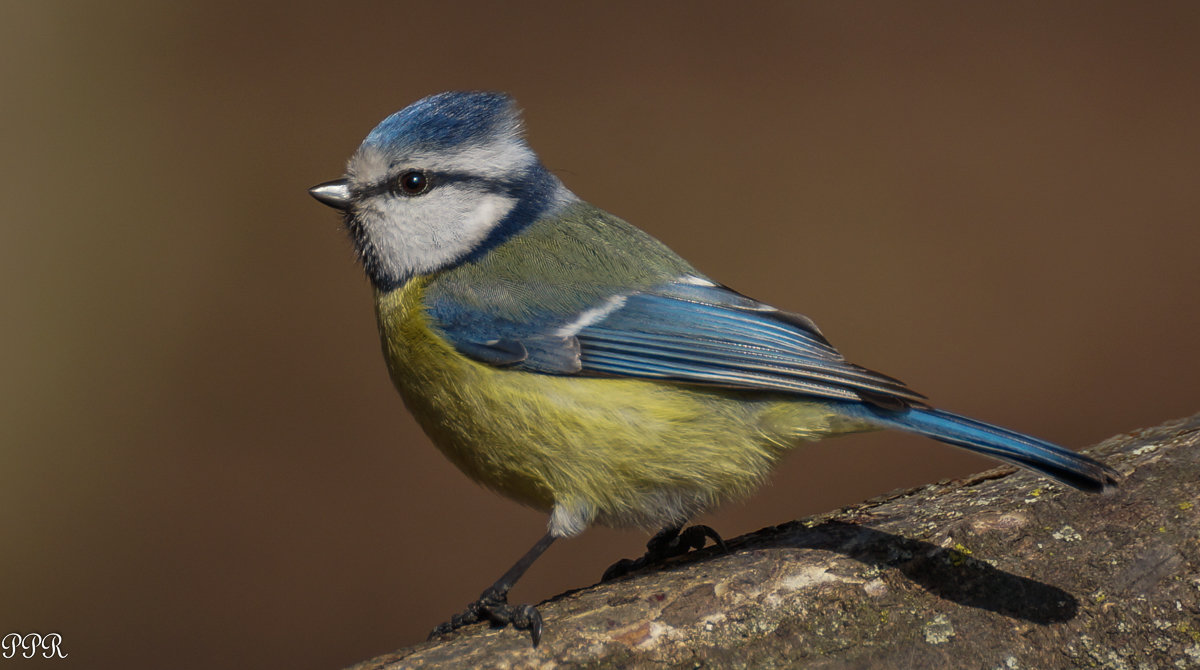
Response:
[310,91,571,289]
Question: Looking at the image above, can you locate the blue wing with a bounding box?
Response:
[427,275,926,408]
[424,269,1119,493]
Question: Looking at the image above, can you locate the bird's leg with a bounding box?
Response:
[429,531,556,647]
[601,524,728,581]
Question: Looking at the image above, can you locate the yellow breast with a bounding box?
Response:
[373,279,873,534]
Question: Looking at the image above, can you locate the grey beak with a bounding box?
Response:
[309,179,352,211]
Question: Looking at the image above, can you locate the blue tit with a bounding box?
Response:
[310,91,1118,646]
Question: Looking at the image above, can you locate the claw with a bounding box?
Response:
[601,558,638,582]
[429,592,544,647]
[601,524,727,581]
[516,604,543,647]
[428,531,556,647]
[678,524,728,554]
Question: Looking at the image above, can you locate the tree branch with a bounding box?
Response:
[348,413,1200,669]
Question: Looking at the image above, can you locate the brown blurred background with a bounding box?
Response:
[2,2,1198,668]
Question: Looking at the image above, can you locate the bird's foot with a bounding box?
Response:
[602,524,728,581]
[428,586,544,647]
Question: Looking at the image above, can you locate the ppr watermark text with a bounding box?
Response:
[2,633,68,659]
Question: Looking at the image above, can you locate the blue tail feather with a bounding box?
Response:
[846,405,1120,492]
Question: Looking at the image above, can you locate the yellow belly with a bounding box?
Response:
[374,279,874,535]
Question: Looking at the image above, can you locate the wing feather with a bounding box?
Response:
[432,275,926,408]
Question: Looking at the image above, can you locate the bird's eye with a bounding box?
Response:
[397,170,430,196]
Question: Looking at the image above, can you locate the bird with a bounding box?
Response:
[309,91,1119,646]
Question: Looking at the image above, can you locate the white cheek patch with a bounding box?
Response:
[344,136,559,282]
[358,184,517,279]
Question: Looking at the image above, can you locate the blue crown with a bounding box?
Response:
[362,91,521,154]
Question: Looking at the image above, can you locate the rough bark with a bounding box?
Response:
[348,414,1200,669]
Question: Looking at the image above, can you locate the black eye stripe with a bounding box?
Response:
[355,171,520,199]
